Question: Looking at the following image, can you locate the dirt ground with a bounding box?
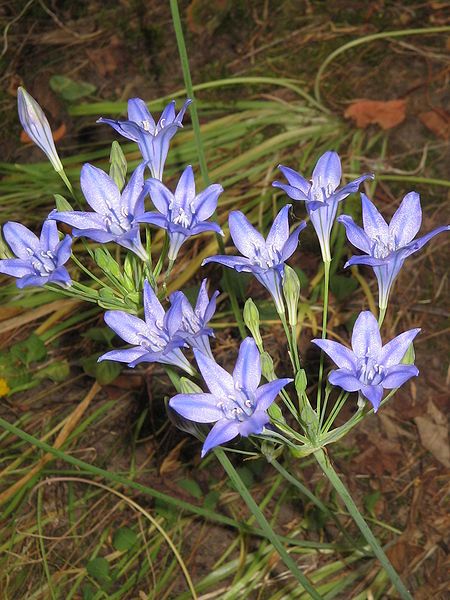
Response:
[0,1,449,598]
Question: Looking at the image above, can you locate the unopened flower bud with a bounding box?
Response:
[260,351,276,381]
[243,299,263,349]
[17,87,63,173]
[283,265,300,326]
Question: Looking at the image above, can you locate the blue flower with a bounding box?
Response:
[137,165,223,262]
[0,219,72,289]
[50,163,148,260]
[98,98,191,180]
[98,280,194,374]
[203,205,305,314]
[312,311,420,411]
[169,279,219,358]
[169,337,292,456]
[338,192,450,310]
[273,151,373,262]
[17,87,63,173]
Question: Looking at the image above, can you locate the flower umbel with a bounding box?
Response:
[17,87,63,173]
[203,205,306,314]
[50,163,148,260]
[169,337,292,456]
[169,279,219,358]
[0,219,72,288]
[98,98,191,180]
[138,165,223,261]
[273,151,373,262]
[98,280,194,374]
[312,311,420,411]
[338,192,450,310]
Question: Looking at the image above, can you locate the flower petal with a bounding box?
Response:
[388,191,422,246]
[338,215,371,253]
[174,165,196,210]
[81,164,121,214]
[122,162,146,216]
[137,212,168,229]
[280,221,306,261]
[228,211,265,259]
[201,419,240,456]
[380,328,420,367]
[312,151,341,193]
[202,255,253,271]
[361,193,388,241]
[49,210,106,232]
[127,98,155,129]
[311,339,357,370]
[382,364,419,389]
[143,280,165,326]
[402,225,450,257]
[3,222,40,259]
[16,274,47,288]
[232,338,261,393]
[255,378,293,412]
[0,258,34,277]
[239,410,269,436]
[72,228,114,243]
[351,311,382,358]
[195,184,223,221]
[265,205,291,253]
[276,165,310,197]
[328,369,362,392]
[97,117,142,143]
[169,393,223,423]
[98,347,147,364]
[144,178,173,216]
[332,173,374,203]
[48,266,71,286]
[272,181,309,202]
[194,349,234,399]
[40,219,59,250]
[104,310,147,345]
[360,384,383,412]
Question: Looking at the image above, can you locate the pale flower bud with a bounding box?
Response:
[243,299,263,349]
[17,87,63,172]
[282,265,301,326]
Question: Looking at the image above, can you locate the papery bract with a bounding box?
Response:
[169,279,219,358]
[169,337,292,456]
[98,98,191,180]
[273,151,373,262]
[338,192,450,309]
[0,219,72,288]
[312,311,420,411]
[50,163,148,260]
[17,87,63,173]
[98,280,194,374]
[138,165,223,261]
[203,205,305,314]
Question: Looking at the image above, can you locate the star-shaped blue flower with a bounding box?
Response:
[138,165,223,262]
[169,279,219,358]
[98,280,194,374]
[98,98,191,180]
[203,205,306,314]
[170,337,292,456]
[50,163,148,260]
[0,219,72,288]
[338,192,450,309]
[273,151,373,262]
[312,311,420,411]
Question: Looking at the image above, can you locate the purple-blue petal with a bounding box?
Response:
[338,215,371,253]
[122,162,146,216]
[3,222,40,259]
[228,211,265,259]
[382,364,419,389]
[97,117,142,143]
[388,191,422,246]
[174,165,196,210]
[98,347,147,365]
[232,337,261,393]
[380,328,420,368]
[55,235,72,266]
[127,98,155,129]
[0,258,34,277]
[361,193,389,241]
[328,369,363,392]
[169,393,223,423]
[202,255,253,271]
[40,219,60,250]
[312,151,341,193]
[104,310,147,345]
[402,225,450,257]
[351,311,381,358]
[280,221,306,261]
[265,205,291,254]
[195,184,223,221]
[238,410,270,436]
[311,339,357,370]
[193,348,234,399]
[360,384,383,412]
[143,178,173,216]
[143,280,165,326]
[255,378,293,412]
[80,164,121,214]
[201,419,240,457]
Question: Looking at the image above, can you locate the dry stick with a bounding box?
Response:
[0,381,101,505]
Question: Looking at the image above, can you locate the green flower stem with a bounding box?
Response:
[314,448,413,600]
[279,310,299,373]
[215,448,323,599]
[316,259,331,419]
[321,391,349,434]
[169,0,246,339]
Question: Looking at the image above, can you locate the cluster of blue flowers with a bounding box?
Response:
[1,89,448,456]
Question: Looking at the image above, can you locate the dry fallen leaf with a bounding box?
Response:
[418,109,449,140]
[344,99,407,130]
[414,400,450,468]
[160,439,188,475]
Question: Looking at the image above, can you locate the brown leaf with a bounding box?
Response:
[344,99,406,130]
[414,400,450,467]
[160,439,187,476]
[418,109,449,140]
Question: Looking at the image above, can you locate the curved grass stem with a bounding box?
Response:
[316,260,331,419]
